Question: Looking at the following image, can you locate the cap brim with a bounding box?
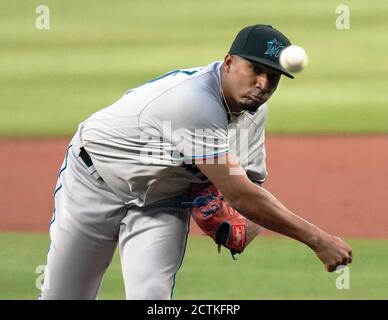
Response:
[238,54,295,79]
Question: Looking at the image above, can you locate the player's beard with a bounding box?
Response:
[239,98,266,112]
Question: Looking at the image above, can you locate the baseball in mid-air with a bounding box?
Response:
[279,45,308,73]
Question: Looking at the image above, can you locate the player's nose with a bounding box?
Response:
[255,73,270,92]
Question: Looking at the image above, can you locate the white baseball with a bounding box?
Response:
[279,45,308,73]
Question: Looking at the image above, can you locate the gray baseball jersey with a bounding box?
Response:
[41,61,268,300]
[81,61,268,206]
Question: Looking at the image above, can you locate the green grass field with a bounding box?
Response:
[0,233,387,300]
[1,0,388,136]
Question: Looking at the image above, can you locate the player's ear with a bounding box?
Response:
[223,54,233,73]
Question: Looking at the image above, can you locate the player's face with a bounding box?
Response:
[226,55,281,112]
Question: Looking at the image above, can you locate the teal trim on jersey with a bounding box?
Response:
[49,185,62,228]
[49,144,73,230]
[190,149,229,160]
[125,69,201,95]
[148,69,201,84]
[53,185,63,197]
[57,144,73,177]
[172,150,229,162]
[49,208,57,228]
[170,215,191,300]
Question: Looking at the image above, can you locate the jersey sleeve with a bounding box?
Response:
[139,85,229,163]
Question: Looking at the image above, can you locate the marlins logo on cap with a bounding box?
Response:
[264,38,285,58]
[228,24,294,79]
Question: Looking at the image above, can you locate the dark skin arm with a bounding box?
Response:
[196,154,353,272]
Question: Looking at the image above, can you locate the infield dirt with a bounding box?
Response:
[1,135,387,238]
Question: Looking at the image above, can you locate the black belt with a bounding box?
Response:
[79,147,93,167]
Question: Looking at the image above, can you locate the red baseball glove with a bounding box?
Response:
[184,183,260,258]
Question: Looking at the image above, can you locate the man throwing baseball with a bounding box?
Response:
[41,24,352,300]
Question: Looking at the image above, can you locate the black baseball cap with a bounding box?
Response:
[229,24,294,79]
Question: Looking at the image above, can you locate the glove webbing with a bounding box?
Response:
[182,196,240,260]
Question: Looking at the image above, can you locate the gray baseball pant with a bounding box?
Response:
[40,133,190,299]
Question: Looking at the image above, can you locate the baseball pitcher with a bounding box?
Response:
[40,24,352,300]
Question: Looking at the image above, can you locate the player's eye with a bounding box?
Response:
[251,65,264,75]
[268,73,280,83]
